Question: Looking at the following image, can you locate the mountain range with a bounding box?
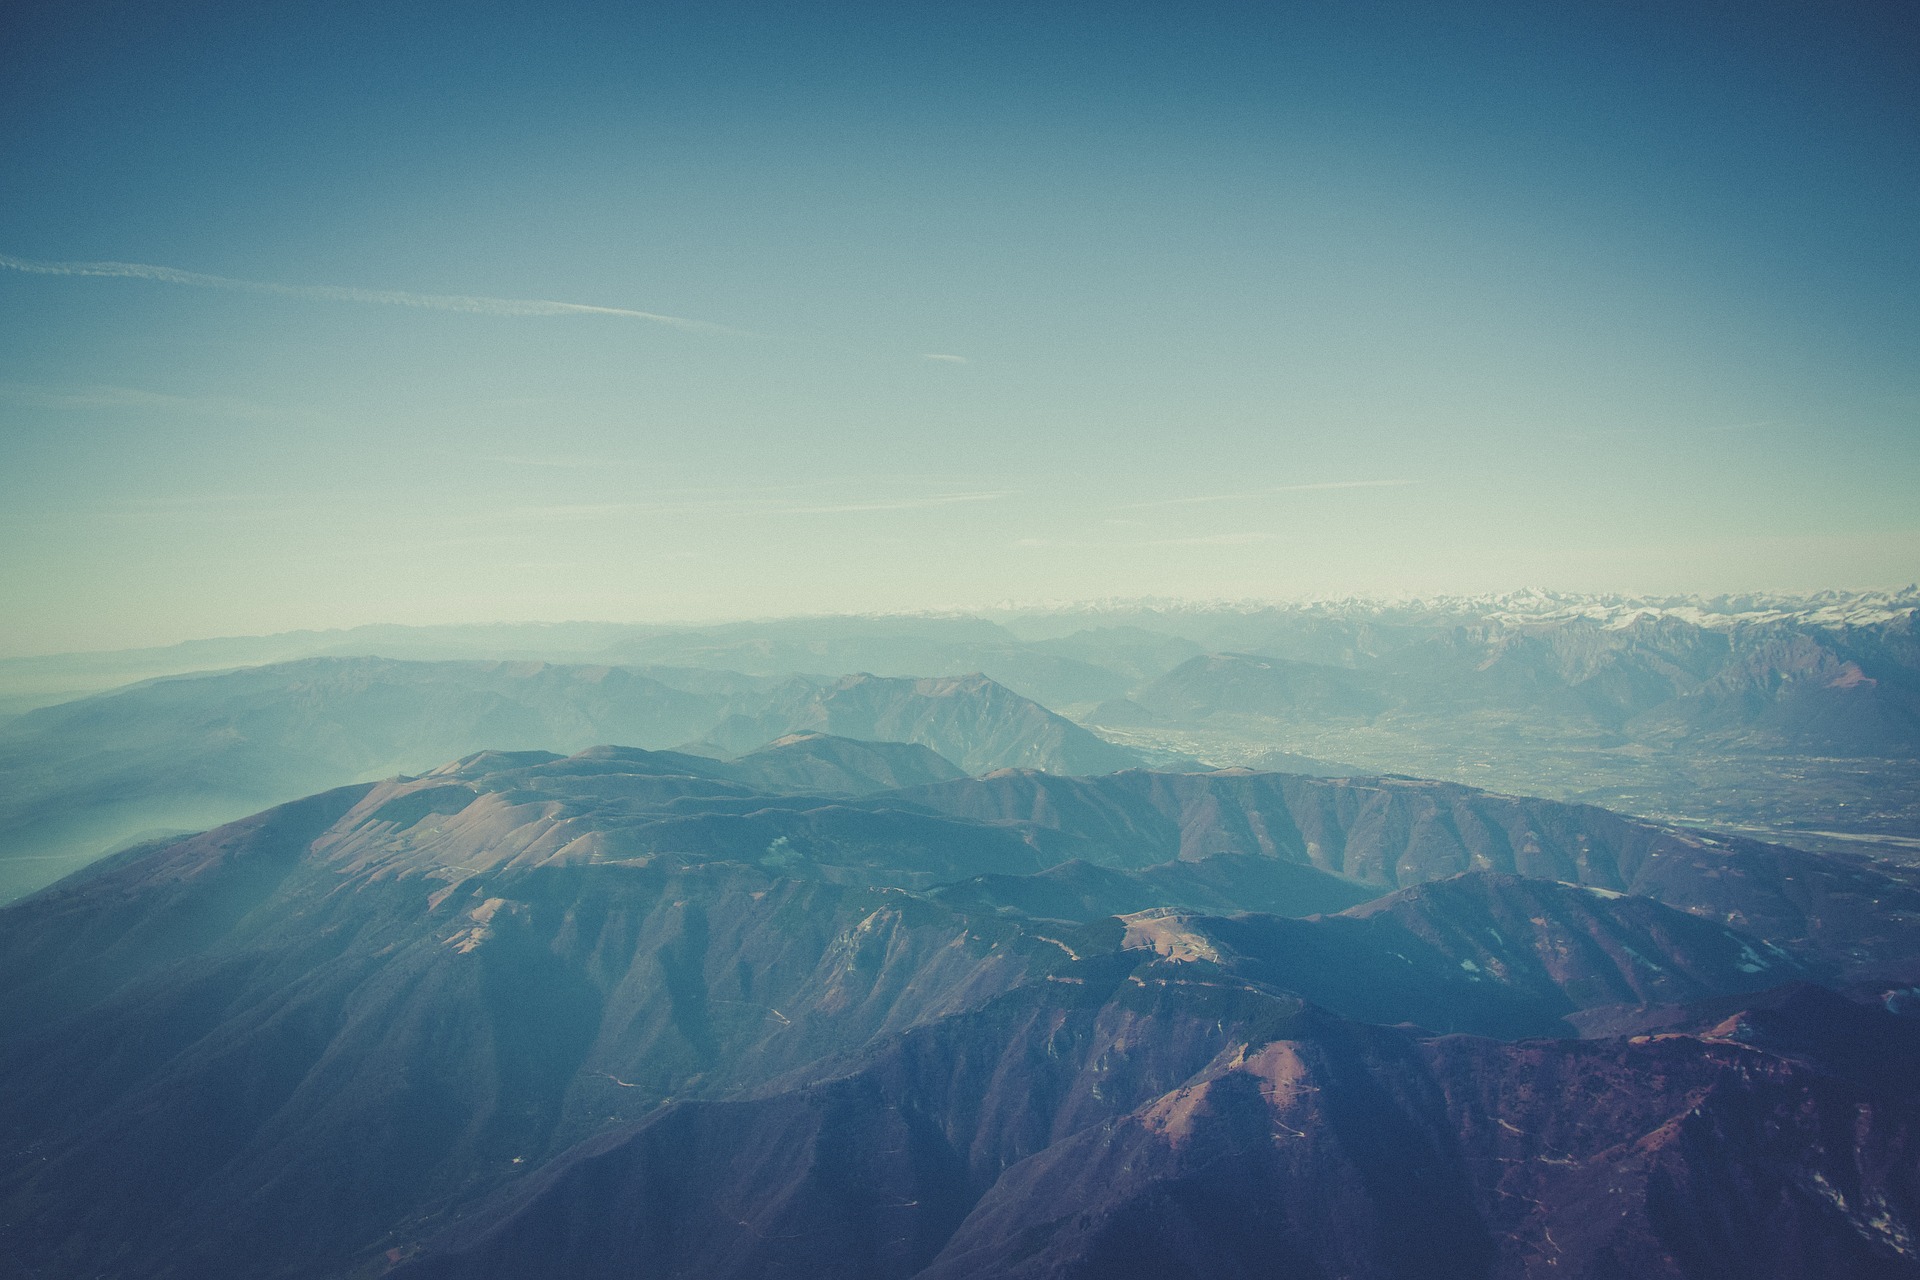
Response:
[0,659,1139,901]
[3,746,1918,1278]
[2,596,1917,1275]
[3,591,1913,857]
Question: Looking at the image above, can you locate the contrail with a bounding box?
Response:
[0,252,750,335]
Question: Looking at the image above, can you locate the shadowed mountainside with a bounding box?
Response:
[3,750,1918,1277]
[403,986,1920,1280]
[897,768,1920,980]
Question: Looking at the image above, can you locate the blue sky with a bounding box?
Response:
[1,0,1915,653]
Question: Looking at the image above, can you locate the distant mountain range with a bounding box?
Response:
[697,672,1141,776]
[1017,585,1920,626]
[7,587,1913,710]
[3,597,1915,1276]
[0,659,1145,901]
[1103,608,1920,756]
[2,590,1916,888]
[3,748,1916,1278]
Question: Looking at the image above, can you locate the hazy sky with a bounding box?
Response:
[2,0,1916,655]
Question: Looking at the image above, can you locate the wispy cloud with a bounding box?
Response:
[0,381,326,423]
[474,488,1014,522]
[38,484,1014,530]
[776,491,1008,515]
[921,353,970,364]
[1116,478,1417,511]
[0,252,749,335]
[1269,478,1417,492]
[504,503,645,522]
[483,454,618,470]
[1116,492,1257,511]
[1012,530,1274,549]
[1144,531,1274,546]
[80,493,323,526]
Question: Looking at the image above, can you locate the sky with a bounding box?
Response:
[1,0,1916,656]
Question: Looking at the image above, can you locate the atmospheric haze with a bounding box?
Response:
[5,8,1920,1280]
[2,1,1917,655]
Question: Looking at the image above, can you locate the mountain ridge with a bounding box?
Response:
[0,659,1146,901]
[3,752,1916,1278]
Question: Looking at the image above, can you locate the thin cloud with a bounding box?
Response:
[0,252,750,335]
[483,454,614,470]
[921,353,970,363]
[1012,530,1275,550]
[480,489,1013,521]
[0,381,325,423]
[1144,531,1274,546]
[1116,478,1417,511]
[1556,428,1651,443]
[1269,479,1418,492]
[1116,492,1257,511]
[92,496,311,525]
[777,491,1008,515]
[504,503,646,521]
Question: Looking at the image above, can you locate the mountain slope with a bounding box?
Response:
[0,657,736,899]
[1122,611,1920,756]
[1128,651,1387,723]
[599,614,1133,709]
[0,776,1051,1277]
[727,732,967,794]
[0,661,1141,901]
[919,1018,1920,1280]
[400,976,1920,1280]
[898,768,1920,978]
[6,594,1916,855]
[2,754,1916,1278]
[702,672,1143,776]
[1135,872,1805,1039]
